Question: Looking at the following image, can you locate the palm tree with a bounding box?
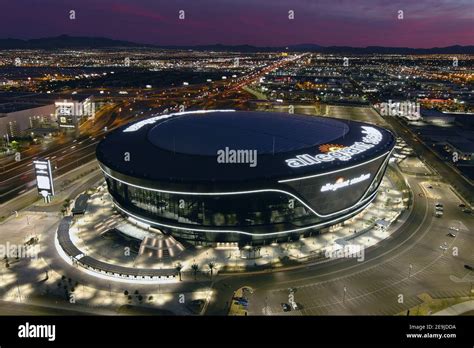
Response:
[207,262,215,278]
[191,263,199,280]
[175,263,183,281]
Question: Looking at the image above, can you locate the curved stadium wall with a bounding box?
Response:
[96,110,395,245]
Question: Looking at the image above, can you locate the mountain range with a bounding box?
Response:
[0,35,472,54]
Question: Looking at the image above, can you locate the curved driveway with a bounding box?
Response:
[206,174,473,315]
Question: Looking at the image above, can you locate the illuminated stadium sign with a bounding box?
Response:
[33,159,54,198]
[285,126,383,168]
[320,173,371,192]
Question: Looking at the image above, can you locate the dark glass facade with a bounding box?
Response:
[101,153,390,245]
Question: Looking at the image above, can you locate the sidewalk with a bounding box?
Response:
[434,300,474,315]
[0,160,100,219]
[64,171,408,277]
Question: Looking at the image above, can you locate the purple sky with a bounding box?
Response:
[0,0,472,47]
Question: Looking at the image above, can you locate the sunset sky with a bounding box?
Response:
[0,0,472,47]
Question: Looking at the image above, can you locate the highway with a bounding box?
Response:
[0,54,303,205]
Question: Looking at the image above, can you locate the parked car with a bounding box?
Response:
[439,245,448,250]
[464,265,473,271]
[234,297,248,305]
[459,203,466,208]
[449,227,459,231]
[447,233,456,238]
[281,303,291,312]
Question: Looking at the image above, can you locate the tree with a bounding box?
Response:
[175,263,183,281]
[191,263,199,280]
[207,262,215,278]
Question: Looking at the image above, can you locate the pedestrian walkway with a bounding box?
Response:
[52,161,412,282]
[434,300,474,315]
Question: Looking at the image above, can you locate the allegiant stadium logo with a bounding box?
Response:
[285,126,383,168]
[319,144,346,153]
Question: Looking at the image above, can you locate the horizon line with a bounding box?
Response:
[1,35,472,50]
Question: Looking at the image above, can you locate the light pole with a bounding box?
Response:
[468,267,473,296]
[16,281,22,303]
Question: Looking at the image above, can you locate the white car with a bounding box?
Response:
[439,245,448,251]
[449,227,459,231]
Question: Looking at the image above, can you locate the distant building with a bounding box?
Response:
[0,103,55,138]
[55,95,94,129]
[29,115,43,128]
[7,120,20,138]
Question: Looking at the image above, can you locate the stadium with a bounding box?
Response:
[96,110,395,246]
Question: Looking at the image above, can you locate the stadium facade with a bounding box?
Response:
[96,110,395,246]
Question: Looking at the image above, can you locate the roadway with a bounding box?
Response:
[383,115,474,207]
[1,54,304,205]
[0,102,131,202]
[205,173,473,315]
[0,299,96,315]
